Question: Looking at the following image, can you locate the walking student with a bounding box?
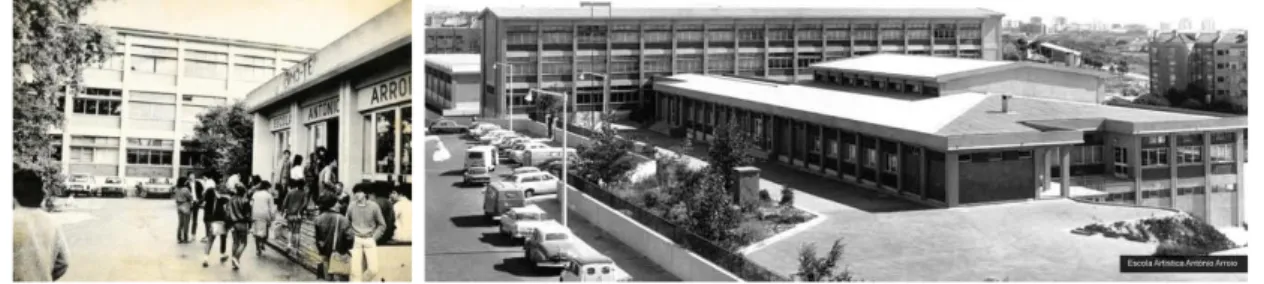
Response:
[201,182,230,267]
[283,155,311,254]
[314,195,352,281]
[186,172,202,241]
[200,173,220,243]
[174,177,196,244]
[13,169,71,281]
[275,150,292,207]
[346,183,387,282]
[225,177,253,270]
[250,181,277,256]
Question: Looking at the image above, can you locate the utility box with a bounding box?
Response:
[732,166,762,207]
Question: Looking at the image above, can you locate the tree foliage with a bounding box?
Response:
[706,120,760,195]
[574,112,637,183]
[14,0,116,194]
[794,239,858,282]
[680,171,742,247]
[191,102,254,178]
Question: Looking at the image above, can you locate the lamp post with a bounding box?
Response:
[579,72,609,129]
[527,88,571,226]
[493,62,516,131]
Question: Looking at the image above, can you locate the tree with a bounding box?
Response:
[191,102,254,178]
[573,113,637,182]
[794,239,858,282]
[14,0,117,196]
[706,121,760,195]
[681,172,742,247]
[1133,93,1172,106]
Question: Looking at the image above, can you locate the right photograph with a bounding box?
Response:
[423,0,1249,281]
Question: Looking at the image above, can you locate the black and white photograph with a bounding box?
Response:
[11,0,414,281]
[423,0,1249,281]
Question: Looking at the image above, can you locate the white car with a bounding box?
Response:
[512,166,542,176]
[510,142,552,164]
[479,130,517,144]
[504,172,560,198]
[499,204,551,240]
[468,123,501,139]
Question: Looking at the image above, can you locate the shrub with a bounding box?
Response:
[759,189,773,205]
[780,187,796,206]
[734,221,770,246]
[667,202,690,225]
[779,207,811,224]
[642,190,662,209]
[794,238,859,282]
[1154,241,1207,256]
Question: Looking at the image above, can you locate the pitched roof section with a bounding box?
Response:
[485,7,1003,20]
[424,53,480,74]
[809,53,1012,80]
[936,95,1216,136]
[809,53,1111,81]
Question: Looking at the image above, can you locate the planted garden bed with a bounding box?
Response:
[1071,215,1241,255]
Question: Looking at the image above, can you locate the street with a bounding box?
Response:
[49,197,318,281]
[423,128,679,281]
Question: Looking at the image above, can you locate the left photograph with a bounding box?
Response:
[12,0,413,282]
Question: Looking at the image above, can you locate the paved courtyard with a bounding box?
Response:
[613,123,1247,281]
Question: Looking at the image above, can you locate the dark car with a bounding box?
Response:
[428,119,466,134]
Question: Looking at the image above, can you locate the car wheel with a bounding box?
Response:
[524,189,534,199]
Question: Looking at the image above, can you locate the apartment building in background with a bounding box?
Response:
[57,26,315,185]
[478,6,1005,119]
[1149,30,1248,103]
[426,27,482,54]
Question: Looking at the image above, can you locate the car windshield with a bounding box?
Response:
[468,167,488,174]
[70,176,90,182]
[520,212,545,221]
[545,233,568,241]
[468,152,484,159]
[502,192,522,199]
[105,177,123,183]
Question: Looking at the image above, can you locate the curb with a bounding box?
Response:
[736,205,828,255]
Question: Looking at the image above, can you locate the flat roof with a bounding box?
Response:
[655,74,1241,148]
[810,53,1113,81]
[424,53,480,74]
[486,7,1003,20]
[810,53,1011,80]
[108,26,319,53]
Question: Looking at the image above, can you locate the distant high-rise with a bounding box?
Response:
[1160,22,1172,31]
[1149,31,1248,102]
[1179,17,1193,30]
[1201,18,1216,31]
[1030,16,1043,24]
[1054,17,1067,26]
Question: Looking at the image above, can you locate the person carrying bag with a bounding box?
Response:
[326,217,351,279]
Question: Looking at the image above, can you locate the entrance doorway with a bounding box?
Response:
[309,119,340,165]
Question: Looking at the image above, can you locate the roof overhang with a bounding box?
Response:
[937,62,1113,82]
[1103,116,1248,135]
[242,0,412,114]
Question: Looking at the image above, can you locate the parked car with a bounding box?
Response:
[525,221,579,270]
[509,142,552,164]
[503,172,561,198]
[479,130,517,144]
[486,134,523,149]
[468,123,502,139]
[539,157,579,177]
[484,182,527,220]
[560,247,634,282]
[137,177,175,198]
[97,176,128,197]
[428,119,466,134]
[511,167,542,176]
[500,137,551,156]
[498,204,550,241]
[463,166,492,186]
[65,174,96,197]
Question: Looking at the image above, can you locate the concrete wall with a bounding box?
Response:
[452,73,482,112]
[942,67,1103,104]
[958,156,1036,204]
[566,186,742,282]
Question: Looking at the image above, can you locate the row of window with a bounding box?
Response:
[1139,144,1234,167]
[814,71,939,95]
[70,97,215,120]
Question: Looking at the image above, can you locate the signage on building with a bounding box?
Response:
[270,112,291,130]
[279,56,319,92]
[306,97,340,122]
[358,73,412,111]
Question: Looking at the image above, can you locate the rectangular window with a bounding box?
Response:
[184,60,227,79]
[1175,146,1203,165]
[96,54,125,70]
[131,45,178,57]
[131,55,178,74]
[72,98,122,116]
[846,144,858,163]
[233,64,275,82]
[1071,145,1103,165]
[1143,135,1168,146]
[235,55,274,67]
[828,140,839,158]
[1114,147,1129,177]
[126,149,173,165]
[865,148,878,168]
[185,50,227,62]
[1141,148,1169,167]
[885,153,899,173]
[1209,144,1234,163]
[128,102,176,121]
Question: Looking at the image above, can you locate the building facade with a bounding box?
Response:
[1149,31,1248,102]
[649,54,1245,227]
[424,54,482,116]
[243,0,412,185]
[479,7,1005,119]
[425,27,482,54]
[56,26,314,185]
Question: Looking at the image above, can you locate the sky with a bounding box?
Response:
[426,0,1254,30]
[82,0,402,49]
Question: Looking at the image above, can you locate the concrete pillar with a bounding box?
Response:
[919,147,927,198]
[251,113,274,179]
[1169,133,1179,207]
[290,103,306,168]
[853,133,862,180]
[733,166,762,207]
[945,152,960,206]
[117,36,132,178]
[818,124,826,174]
[1203,132,1212,223]
[1234,130,1245,226]
[1060,145,1072,197]
[1133,137,1144,205]
[338,80,358,185]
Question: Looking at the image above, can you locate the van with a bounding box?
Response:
[522,147,578,167]
[484,182,527,220]
[559,244,633,281]
[466,145,500,171]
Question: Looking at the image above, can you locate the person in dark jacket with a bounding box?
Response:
[371,181,397,244]
[283,155,310,254]
[313,195,351,280]
[224,176,253,270]
[201,184,230,267]
[186,172,202,240]
[174,177,195,244]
